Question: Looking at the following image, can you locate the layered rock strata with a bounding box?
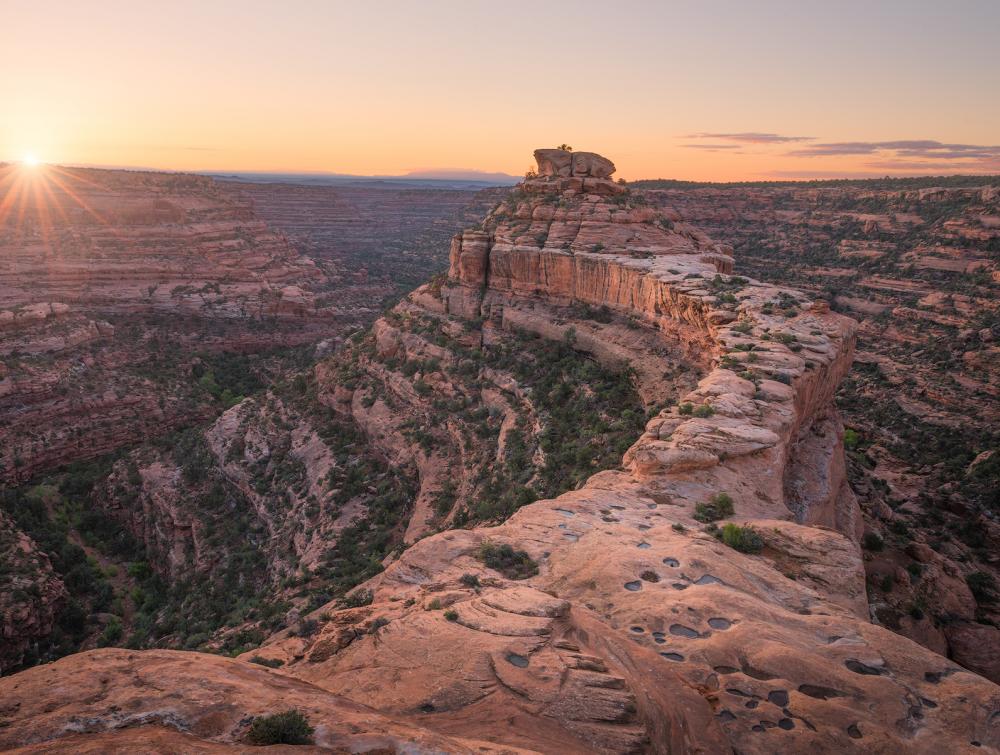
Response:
[2,151,997,752]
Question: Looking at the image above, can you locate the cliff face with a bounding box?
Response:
[2,151,997,753]
[0,510,66,672]
[642,181,1000,679]
[0,164,341,484]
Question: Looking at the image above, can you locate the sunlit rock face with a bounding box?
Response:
[0,164,344,484]
[2,151,997,753]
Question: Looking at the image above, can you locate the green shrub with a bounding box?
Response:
[967,572,997,603]
[444,609,459,622]
[341,589,373,608]
[249,655,284,668]
[843,428,860,450]
[247,710,314,745]
[862,532,884,552]
[732,321,753,334]
[693,493,734,523]
[678,402,694,416]
[97,617,123,647]
[477,542,538,580]
[459,573,480,588]
[692,404,715,418]
[719,523,764,554]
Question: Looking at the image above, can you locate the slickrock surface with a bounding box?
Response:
[0,649,517,753]
[2,151,997,752]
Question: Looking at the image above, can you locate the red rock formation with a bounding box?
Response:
[0,511,67,672]
[2,151,996,752]
[0,164,344,483]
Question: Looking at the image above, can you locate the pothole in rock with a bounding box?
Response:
[662,557,680,567]
[624,581,642,591]
[556,509,575,517]
[741,663,777,681]
[506,654,529,668]
[767,690,789,707]
[637,542,652,549]
[708,618,732,630]
[562,533,579,542]
[717,710,736,722]
[652,632,666,644]
[695,574,723,585]
[671,583,689,590]
[798,684,845,700]
[778,718,795,730]
[847,724,863,739]
[660,652,685,662]
[845,659,885,676]
[669,624,700,639]
[640,570,659,582]
[630,626,645,633]
[714,665,739,674]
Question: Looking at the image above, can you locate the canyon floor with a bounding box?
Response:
[0,152,997,752]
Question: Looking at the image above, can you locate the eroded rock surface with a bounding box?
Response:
[2,151,997,752]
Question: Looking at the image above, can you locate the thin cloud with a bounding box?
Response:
[790,139,1000,160]
[679,144,743,151]
[686,132,814,144]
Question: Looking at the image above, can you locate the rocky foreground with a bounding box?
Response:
[1,151,997,752]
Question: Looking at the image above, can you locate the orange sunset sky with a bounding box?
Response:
[2,0,999,181]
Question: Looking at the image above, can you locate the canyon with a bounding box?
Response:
[637,180,1000,670]
[1,149,997,752]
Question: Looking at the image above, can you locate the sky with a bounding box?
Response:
[2,0,999,181]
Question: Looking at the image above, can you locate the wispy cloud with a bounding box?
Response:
[679,144,743,151]
[685,132,814,144]
[789,139,1000,160]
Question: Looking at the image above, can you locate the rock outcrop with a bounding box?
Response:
[2,151,997,752]
[643,179,1000,679]
[0,510,66,673]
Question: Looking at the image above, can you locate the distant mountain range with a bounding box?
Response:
[207,169,520,190]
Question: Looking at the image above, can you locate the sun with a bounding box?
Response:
[22,153,40,167]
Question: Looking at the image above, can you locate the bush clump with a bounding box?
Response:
[341,589,373,608]
[249,655,284,668]
[459,573,480,588]
[247,710,314,745]
[477,542,538,580]
[719,523,764,554]
[862,532,884,552]
[693,493,734,523]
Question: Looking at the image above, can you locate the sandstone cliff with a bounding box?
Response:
[643,179,1000,678]
[0,164,341,484]
[1,151,996,753]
